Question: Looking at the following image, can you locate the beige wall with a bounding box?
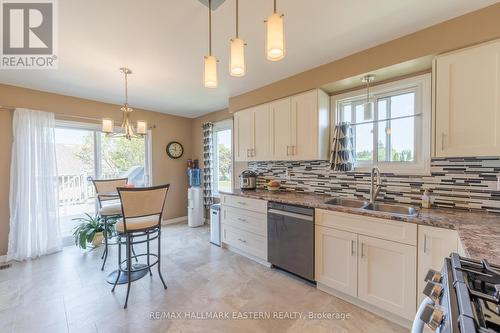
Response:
[0,84,193,256]
[229,2,500,112]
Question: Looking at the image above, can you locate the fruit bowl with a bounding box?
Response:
[267,180,280,192]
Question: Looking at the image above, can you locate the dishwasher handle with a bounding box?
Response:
[268,209,313,221]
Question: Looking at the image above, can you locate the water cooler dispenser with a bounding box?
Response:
[187,167,204,227]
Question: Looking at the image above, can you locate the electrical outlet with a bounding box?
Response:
[285,169,291,180]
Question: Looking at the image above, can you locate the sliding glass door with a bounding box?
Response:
[55,123,150,238]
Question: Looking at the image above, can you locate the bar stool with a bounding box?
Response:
[92,178,128,270]
[111,184,170,309]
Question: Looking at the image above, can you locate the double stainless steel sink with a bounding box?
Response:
[324,198,418,217]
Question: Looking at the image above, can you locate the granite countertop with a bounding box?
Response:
[220,189,500,265]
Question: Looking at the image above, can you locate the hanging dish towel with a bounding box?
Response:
[329,122,354,172]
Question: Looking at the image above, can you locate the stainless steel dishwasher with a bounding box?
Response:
[267,202,315,282]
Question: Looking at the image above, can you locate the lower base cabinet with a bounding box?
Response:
[315,209,417,322]
[315,226,358,297]
[357,235,417,320]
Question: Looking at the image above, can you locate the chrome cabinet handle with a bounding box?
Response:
[237,238,247,243]
[441,133,446,149]
[351,240,355,256]
[237,217,247,223]
[237,201,246,205]
[286,146,290,156]
[423,235,429,253]
[361,243,365,258]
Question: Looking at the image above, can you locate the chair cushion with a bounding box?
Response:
[99,203,122,216]
[116,215,160,233]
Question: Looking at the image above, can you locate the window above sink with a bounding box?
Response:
[331,74,431,175]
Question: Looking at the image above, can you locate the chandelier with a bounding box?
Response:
[102,67,147,140]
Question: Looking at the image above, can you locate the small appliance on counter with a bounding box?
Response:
[209,204,221,246]
[187,160,204,227]
[412,253,500,333]
[239,169,257,190]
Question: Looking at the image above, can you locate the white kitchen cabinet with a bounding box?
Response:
[233,89,330,162]
[357,235,417,320]
[220,195,268,264]
[270,97,292,160]
[417,226,458,301]
[315,226,358,297]
[435,39,500,157]
[291,89,330,160]
[234,104,273,162]
[251,104,273,161]
[234,109,253,161]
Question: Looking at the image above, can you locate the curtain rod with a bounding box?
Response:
[0,106,156,129]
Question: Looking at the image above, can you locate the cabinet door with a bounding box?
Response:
[435,40,500,157]
[315,226,358,297]
[271,98,292,160]
[234,109,254,161]
[417,226,457,301]
[291,90,318,160]
[251,104,273,161]
[358,235,417,320]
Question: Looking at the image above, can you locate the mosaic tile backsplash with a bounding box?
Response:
[248,157,500,213]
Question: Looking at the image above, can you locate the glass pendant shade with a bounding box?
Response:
[204,55,218,88]
[136,121,147,135]
[266,12,285,61]
[102,119,113,133]
[230,38,246,76]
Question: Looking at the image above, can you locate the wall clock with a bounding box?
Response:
[166,141,184,159]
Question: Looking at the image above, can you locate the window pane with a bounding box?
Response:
[100,135,146,186]
[379,117,415,162]
[215,129,232,193]
[390,92,415,118]
[378,99,388,120]
[341,103,352,123]
[378,120,389,161]
[354,123,373,162]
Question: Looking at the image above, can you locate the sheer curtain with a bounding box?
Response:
[8,109,62,261]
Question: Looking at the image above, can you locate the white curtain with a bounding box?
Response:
[8,109,62,261]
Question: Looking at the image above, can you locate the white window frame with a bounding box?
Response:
[331,73,431,175]
[212,119,233,196]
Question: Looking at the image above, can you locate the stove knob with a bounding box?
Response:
[423,281,443,302]
[424,269,442,283]
[420,304,444,331]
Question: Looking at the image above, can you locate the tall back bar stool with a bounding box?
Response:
[111,184,170,308]
[92,178,128,270]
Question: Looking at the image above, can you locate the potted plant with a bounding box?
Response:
[72,213,116,249]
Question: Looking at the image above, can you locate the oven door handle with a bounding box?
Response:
[411,296,434,333]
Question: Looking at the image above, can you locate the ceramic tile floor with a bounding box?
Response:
[0,223,408,333]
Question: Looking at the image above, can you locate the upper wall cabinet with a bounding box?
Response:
[234,104,273,161]
[435,39,500,157]
[235,89,330,162]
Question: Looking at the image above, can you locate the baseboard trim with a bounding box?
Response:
[316,283,412,329]
[162,216,188,225]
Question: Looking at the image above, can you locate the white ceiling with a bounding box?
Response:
[0,0,496,118]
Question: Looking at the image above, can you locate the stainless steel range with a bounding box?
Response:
[413,253,500,333]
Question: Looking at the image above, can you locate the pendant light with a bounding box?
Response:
[204,0,218,88]
[102,67,147,140]
[266,0,285,61]
[229,0,246,76]
[361,74,375,121]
